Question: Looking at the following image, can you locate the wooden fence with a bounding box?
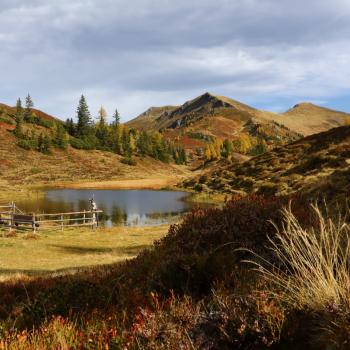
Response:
[0,202,103,232]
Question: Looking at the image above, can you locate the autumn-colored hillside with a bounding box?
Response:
[127,92,302,157]
[127,93,350,159]
[183,125,350,202]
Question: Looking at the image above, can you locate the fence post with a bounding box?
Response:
[9,202,14,232]
[61,215,64,231]
[32,213,36,233]
[92,211,97,230]
[83,210,86,225]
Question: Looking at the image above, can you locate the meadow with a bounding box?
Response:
[0,225,168,282]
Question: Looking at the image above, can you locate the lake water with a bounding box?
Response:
[14,189,205,227]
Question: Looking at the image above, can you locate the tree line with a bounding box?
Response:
[204,134,268,161]
[13,94,187,164]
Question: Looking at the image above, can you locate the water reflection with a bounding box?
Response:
[14,189,203,227]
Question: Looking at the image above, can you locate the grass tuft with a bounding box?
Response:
[251,204,350,311]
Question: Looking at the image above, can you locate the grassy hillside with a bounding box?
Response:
[0,101,191,198]
[0,128,190,200]
[0,102,61,125]
[183,125,350,201]
[274,102,350,136]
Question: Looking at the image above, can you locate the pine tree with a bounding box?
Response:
[54,123,68,150]
[76,95,92,137]
[14,98,23,137]
[38,134,51,154]
[113,109,120,126]
[65,118,75,136]
[24,94,34,121]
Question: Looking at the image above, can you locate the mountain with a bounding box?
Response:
[183,124,350,201]
[128,93,350,145]
[127,92,302,154]
[267,102,350,136]
[126,106,178,132]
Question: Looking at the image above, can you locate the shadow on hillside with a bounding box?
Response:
[49,244,150,256]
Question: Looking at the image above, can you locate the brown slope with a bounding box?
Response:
[266,102,350,136]
[0,103,62,125]
[183,125,350,200]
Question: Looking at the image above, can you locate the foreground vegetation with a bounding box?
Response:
[1,194,349,349]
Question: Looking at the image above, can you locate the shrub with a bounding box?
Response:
[69,137,96,150]
[121,156,137,166]
[17,139,37,150]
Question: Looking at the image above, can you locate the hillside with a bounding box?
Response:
[183,125,350,200]
[127,93,350,158]
[126,105,178,132]
[0,102,61,125]
[0,127,189,189]
[127,93,302,156]
[0,106,190,200]
[269,102,350,136]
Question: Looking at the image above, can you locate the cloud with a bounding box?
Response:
[0,0,349,121]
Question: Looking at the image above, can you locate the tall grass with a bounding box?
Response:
[252,204,350,311]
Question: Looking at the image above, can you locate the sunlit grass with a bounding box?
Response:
[250,204,350,311]
[0,225,168,281]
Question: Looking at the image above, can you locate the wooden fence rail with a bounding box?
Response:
[0,202,103,232]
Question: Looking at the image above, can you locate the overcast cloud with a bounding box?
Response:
[0,0,350,121]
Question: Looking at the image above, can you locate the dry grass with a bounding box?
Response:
[251,204,350,311]
[0,224,168,281]
[62,178,180,190]
[279,102,350,136]
[0,128,190,189]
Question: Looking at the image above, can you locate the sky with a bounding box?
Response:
[1,0,350,122]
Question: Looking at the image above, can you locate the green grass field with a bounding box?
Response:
[0,225,168,281]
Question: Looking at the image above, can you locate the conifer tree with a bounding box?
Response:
[76,95,92,137]
[65,118,75,136]
[24,94,34,121]
[54,123,68,150]
[14,98,23,137]
[113,109,120,126]
[38,134,51,154]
